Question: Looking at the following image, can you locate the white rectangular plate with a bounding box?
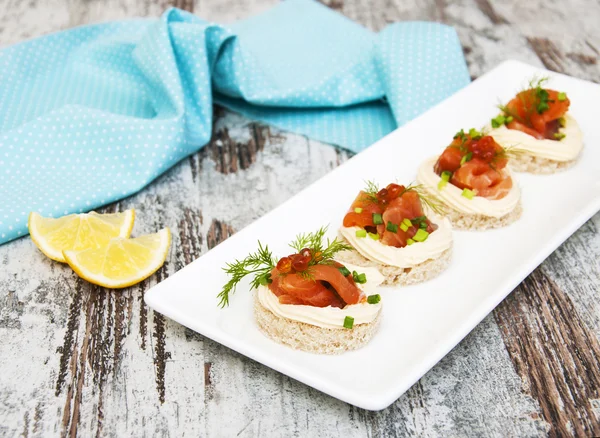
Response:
[145,60,600,411]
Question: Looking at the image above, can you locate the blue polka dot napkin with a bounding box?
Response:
[0,0,469,245]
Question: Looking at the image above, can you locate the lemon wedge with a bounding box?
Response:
[28,210,135,263]
[63,228,171,289]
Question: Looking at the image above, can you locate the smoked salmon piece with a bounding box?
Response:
[380,191,436,247]
[268,264,361,308]
[342,191,383,228]
[435,132,512,200]
[343,183,440,249]
[501,84,570,139]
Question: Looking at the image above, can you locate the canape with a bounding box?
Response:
[218,227,384,354]
[337,182,452,286]
[417,128,522,230]
[487,78,583,173]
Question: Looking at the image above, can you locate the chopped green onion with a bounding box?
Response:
[557,92,567,101]
[372,213,383,225]
[406,238,415,246]
[402,218,412,228]
[367,294,381,304]
[506,116,514,123]
[491,115,506,128]
[558,117,566,128]
[343,316,354,329]
[468,128,481,139]
[460,152,473,165]
[419,221,428,229]
[338,266,351,277]
[438,180,447,191]
[553,132,566,141]
[400,222,409,232]
[352,271,367,284]
[368,232,379,240]
[354,207,363,214]
[355,229,367,238]
[413,229,429,242]
[258,274,271,286]
[386,222,398,233]
[462,188,475,199]
[537,102,549,114]
[454,129,466,140]
[441,171,452,182]
[536,88,550,114]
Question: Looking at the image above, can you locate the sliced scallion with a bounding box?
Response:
[469,128,481,139]
[367,294,381,304]
[355,229,367,238]
[386,222,398,233]
[406,238,415,246]
[413,229,429,242]
[372,213,383,225]
[441,171,452,182]
[553,132,566,141]
[557,92,567,101]
[491,115,506,128]
[343,316,354,329]
[368,232,379,240]
[338,266,351,277]
[462,188,475,199]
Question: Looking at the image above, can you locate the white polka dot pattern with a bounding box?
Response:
[0,1,469,244]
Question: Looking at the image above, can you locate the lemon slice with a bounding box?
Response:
[63,228,171,289]
[28,210,135,263]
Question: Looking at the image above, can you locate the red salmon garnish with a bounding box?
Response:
[218,227,371,309]
[343,182,442,249]
[269,263,360,308]
[493,78,570,140]
[435,129,512,201]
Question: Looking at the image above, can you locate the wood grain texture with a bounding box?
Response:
[0,0,599,437]
[495,269,600,437]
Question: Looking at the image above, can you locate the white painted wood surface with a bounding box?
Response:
[0,0,599,437]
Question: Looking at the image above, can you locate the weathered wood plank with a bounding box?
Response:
[0,0,599,437]
[494,268,600,437]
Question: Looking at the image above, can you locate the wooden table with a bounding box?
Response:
[1,0,599,436]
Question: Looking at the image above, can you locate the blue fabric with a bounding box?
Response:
[0,0,470,244]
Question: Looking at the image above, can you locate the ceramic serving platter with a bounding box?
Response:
[145,60,600,410]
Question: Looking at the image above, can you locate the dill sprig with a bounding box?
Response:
[362,180,380,203]
[289,226,352,279]
[402,183,447,216]
[218,242,275,308]
[219,227,352,306]
[498,76,551,125]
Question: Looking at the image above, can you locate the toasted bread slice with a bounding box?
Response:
[253,291,381,355]
[443,200,522,230]
[336,245,452,286]
[509,153,577,174]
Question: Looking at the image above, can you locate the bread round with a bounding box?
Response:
[335,246,452,286]
[443,200,522,230]
[253,291,382,355]
[509,153,577,174]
